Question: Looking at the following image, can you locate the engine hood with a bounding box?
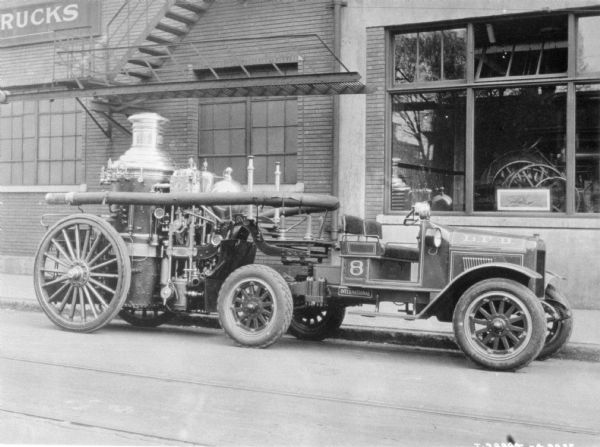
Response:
[444,226,541,253]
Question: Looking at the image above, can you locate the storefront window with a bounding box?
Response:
[199,98,297,183]
[394,28,466,84]
[578,16,600,75]
[391,92,465,211]
[576,83,600,213]
[0,99,82,185]
[474,86,567,212]
[474,16,567,79]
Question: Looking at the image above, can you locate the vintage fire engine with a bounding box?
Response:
[35,113,572,371]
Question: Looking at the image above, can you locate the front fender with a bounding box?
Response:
[544,269,565,290]
[419,262,542,322]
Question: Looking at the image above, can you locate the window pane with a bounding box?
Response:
[474,86,566,212]
[395,29,465,84]
[230,102,246,128]
[285,100,297,125]
[252,101,267,127]
[285,126,297,153]
[443,29,466,80]
[394,33,417,83]
[576,83,600,213]
[252,128,267,154]
[63,113,77,135]
[51,114,63,137]
[199,130,215,155]
[284,155,297,184]
[0,163,10,182]
[0,118,11,138]
[391,91,465,211]
[11,116,22,139]
[267,101,285,126]
[62,161,76,184]
[38,161,50,184]
[267,127,284,153]
[199,104,213,130]
[214,130,230,155]
[49,162,62,184]
[39,115,50,137]
[213,104,230,129]
[22,138,36,161]
[578,16,600,75]
[0,140,11,161]
[230,129,245,155]
[418,31,441,81]
[22,162,35,185]
[11,163,23,185]
[475,16,567,79]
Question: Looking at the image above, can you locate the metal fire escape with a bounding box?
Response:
[2,0,365,111]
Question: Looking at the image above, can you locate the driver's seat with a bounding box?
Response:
[340,215,420,262]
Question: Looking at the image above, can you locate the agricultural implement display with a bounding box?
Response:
[35,113,572,371]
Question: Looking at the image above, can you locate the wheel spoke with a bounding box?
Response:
[90,272,119,279]
[47,282,70,303]
[472,318,489,326]
[89,257,118,271]
[41,268,68,275]
[482,332,494,345]
[83,286,99,319]
[84,231,102,262]
[500,336,510,351]
[503,303,515,317]
[41,274,68,288]
[85,283,108,309]
[51,238,73,264]
[44,253,70,269]
[78,288,86,322]
[488,299,497,315]
[69,290,78,320]
[498,299,505,315]
[74,224,81,259]
[478,307,492,319]
[492,337,500,350]
[57,285,74,313]
[509,314,524,324]
[506,331,520,343]
[80,228,91,260]
[508,324,525,333]
[61,229,77,260]
[88,277,116,295]
[88,244,112,268]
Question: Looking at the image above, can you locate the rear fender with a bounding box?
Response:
[420,263,542,322]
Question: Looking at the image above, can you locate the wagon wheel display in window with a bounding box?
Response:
[504,163,566,212]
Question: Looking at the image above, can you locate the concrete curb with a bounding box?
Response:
[2,299,597,363]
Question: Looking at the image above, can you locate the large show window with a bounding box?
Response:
[576,83,600,213]
[474,86,567,212]
[388,11,600,215]
[198,98,297,184]
[391,92,465,211]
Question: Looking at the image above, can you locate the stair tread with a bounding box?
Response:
[127,58,164,68]
[147,34,177,45]
[165,10,199,25]
[156,22,188,36]
[174,0,208,13]
[139,46,170,56]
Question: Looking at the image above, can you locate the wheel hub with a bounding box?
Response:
[66,263,89,286]
[491,316,507,333]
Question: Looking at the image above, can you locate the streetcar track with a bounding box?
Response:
[0,407,210,446]
[2,353,599,438]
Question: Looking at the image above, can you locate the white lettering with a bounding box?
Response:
[30,8,44,26]
[1,13,14,30]
[62,4,79,22]
[15,11,28,28]
[46,6,62,23]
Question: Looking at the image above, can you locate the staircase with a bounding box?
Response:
[113,0,212,83]
[53,0,212,86]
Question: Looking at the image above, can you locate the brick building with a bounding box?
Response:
[1,0,599,309]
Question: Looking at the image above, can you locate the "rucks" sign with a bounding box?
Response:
[0,0,101,47]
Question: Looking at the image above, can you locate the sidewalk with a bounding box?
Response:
[2,273,598,361]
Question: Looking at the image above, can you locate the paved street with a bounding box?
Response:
[1,308,599,446]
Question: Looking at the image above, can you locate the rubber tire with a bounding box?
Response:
[289,306,346,341]
[119,307,175,328]
[537,286,573,360]
[33,214,131,333]
[217,264,293,348]
[453,278,546,371]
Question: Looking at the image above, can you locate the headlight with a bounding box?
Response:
[211,233,223,247]
[425,227,442,248]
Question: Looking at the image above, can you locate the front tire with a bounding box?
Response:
[289,306,346,341]
[453,278,546,371]
[537,286,573,360]
[217,264,293,348]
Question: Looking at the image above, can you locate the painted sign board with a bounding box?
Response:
[0,0,101,47]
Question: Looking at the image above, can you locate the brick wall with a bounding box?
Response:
[365,26,386,219]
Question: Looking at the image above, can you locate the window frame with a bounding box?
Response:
[198,96,298,184]
[0,99,84,187]
[385,8,600,216]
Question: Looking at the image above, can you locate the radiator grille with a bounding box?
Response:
[346,242,377,255]
[463,256,494,270]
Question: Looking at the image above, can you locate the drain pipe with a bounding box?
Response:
[331,0,346,241]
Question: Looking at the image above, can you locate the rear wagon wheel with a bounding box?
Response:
[453,278,546,371]
[33,214,131,333]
